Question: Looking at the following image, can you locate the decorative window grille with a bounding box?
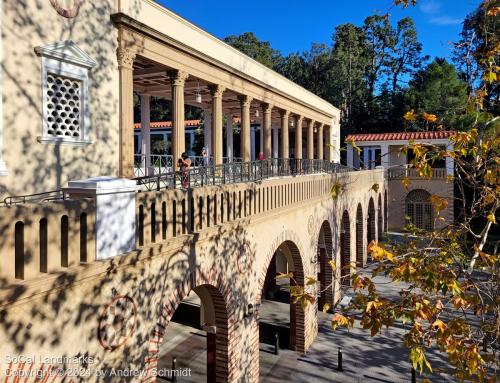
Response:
[35,40,96,145]
[46,74,82,138]
[405,189,433,231]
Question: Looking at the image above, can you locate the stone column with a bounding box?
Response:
[262,103,273,159]
[209,84,225,165]
[225,112,233,160]
[294,115,304,159]
[239,95,252,162]
[117,47,136,178]
[317,123,324,160]
[325,125,334,161]
[280,110,290,158]
[204,107,212,156]
[272,127,279,158]
[380,144,389,169]
[169,70,189,167]
[307,119,315,160]
[140,94,151,174]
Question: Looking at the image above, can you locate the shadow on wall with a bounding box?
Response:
[0,188,257,381]
[0,0,141,198]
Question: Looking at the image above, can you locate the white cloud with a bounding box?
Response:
[428,16,462,25]
[420,0,441,14]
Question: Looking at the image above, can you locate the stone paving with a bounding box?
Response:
[156,266,455,382]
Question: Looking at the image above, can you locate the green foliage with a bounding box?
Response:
[224,32,283,69]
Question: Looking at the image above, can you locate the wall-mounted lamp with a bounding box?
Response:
[314,127,318,133]
[195,92,202,104]
[244,303,254,318]
[290,119,295,127]
[255,109,260,118]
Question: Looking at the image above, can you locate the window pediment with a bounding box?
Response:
[35,40,96,69]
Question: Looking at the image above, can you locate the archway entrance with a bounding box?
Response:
[340,211,351,285]
[367,198,376,248]
[317,221,333,311]
[355,204,364,267]
[155,284,229,383]
[259,240,305,354]
[405,189,433,230]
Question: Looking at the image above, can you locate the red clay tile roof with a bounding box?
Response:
[345,131,455,142]
[134,120,202,129]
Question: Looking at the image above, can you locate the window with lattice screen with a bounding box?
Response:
[35,40,96,145]
[405,189,433,231]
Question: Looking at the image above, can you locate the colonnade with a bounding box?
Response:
[119,54,335,178]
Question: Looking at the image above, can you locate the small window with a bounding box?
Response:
[405,189,433,231]
[35,40,96,145]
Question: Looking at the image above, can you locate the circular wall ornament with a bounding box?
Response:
[49,0,84,18]
[98,295,138,351]
[307,215,315,235]
[237,243,253,274]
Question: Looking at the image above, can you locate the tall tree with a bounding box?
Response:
[363,15,395,98]
[331,23,369,132]
[224,32,283,69]
[405,58,468,127]
[388,17,426,93]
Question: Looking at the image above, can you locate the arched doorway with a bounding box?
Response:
[405,189,433,230]
[340,211,351,285]
[317,221,333,311]
[367,198,376,248]
[378,194,383,240]
[148,282,231,383]
[355,204,364,267]
[259,240,306,353]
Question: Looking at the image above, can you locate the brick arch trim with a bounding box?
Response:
[141,267,238,383]
[317,221,334,309]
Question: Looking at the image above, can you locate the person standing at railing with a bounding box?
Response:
[202,147,209,166]
[178,152,192,188]
[258,151,265,161]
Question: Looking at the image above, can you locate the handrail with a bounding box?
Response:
[135,158,354,191]
[3,190,68,206]
[387,167,447,180]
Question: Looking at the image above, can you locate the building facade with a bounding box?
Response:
[346,131,455,232]
[0,1,387,382]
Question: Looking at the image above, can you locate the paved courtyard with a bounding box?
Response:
[157,266,454,382]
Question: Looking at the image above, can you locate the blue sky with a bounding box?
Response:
[157,0,480,60]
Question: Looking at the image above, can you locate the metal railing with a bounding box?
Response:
[134,154,174,177]
[135,158,354,191]
[3,190,68,206]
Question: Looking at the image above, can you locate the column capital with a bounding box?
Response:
[209,84,226,97]
[294,115,304,124]
[116,47,136,70]
[168,70,189,86]
[308,119,316,127]
[261,103,274,113]
[279,109,290,118]
[238,94,253,106]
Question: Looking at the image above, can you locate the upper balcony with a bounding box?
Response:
[387,167,448,180]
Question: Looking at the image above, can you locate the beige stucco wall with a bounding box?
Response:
[0,1,120,197]
[0,170,385,382]
[388,145,406,167]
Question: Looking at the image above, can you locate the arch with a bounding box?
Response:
[355,204,364,267]
[257,233,307,353]
[317,221,333,311]
[142,273,236,383]
[405,189,433,231]
[378,193,383,240]
[340,211,351,285]
[367,198,376,248]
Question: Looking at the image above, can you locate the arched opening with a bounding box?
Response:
[317,221,333,311]
[367,198,376,248]
[156,284,230,383]
[405,189,433,231]
[259,240,306,355]
[355,204,364,267]
[378,194,383,240]
[340,211,351,285]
